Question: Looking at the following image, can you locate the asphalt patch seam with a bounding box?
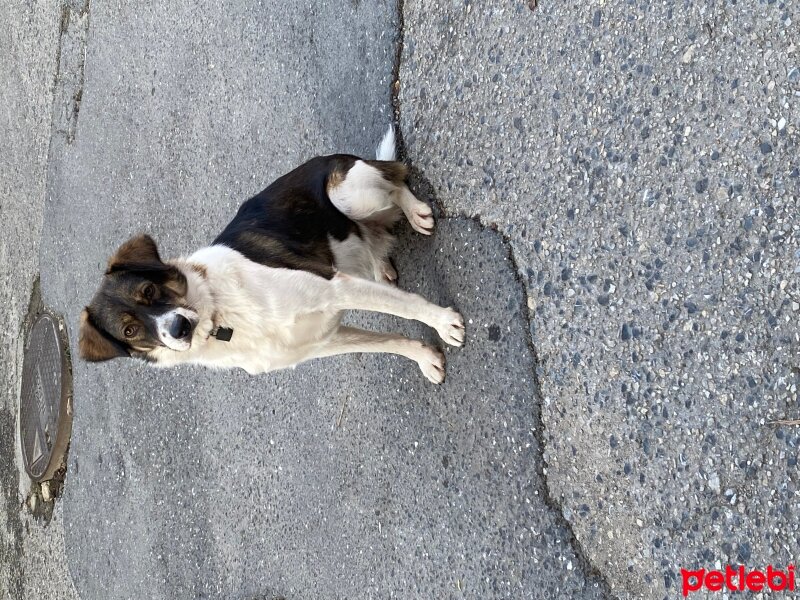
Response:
[390,7,613,587]
[471,214,616,597]
[413,195,618,596]
[393,99,614,594]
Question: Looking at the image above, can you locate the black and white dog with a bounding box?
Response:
[79,128,465,383]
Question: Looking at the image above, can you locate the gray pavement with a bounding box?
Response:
[0,0,79,598]
[1,0,798,599]
[39,0,604,598]
[399,0,799,597]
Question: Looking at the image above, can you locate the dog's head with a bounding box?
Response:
[79,235,200,361]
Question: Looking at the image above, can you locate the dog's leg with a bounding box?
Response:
[249,268,465,346]
[328,162,400,222]
[328,160,435,235]
[331,273,465,347]
[312,326,446,384]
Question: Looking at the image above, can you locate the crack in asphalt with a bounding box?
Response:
[477,215,616,598]
[51,0,90,145]
[389,0,406,160]
[390,2,615,595]
[0,409,25,598]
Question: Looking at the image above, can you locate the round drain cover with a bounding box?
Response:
[20,313,72,482]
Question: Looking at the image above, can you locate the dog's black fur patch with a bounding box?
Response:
[214,155,363,280]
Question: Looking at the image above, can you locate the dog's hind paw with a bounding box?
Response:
[381,259,398,285]
[417,344,446,384]
[434,308,465,347]
[407,202,434,235]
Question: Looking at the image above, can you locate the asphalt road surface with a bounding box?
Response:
[1,0,797,599]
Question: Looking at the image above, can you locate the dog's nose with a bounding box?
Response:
[169,314,192,339]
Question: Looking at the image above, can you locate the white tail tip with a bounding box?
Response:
[376,125,396,161]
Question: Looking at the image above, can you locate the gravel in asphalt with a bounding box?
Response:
[3,0,798,599]
[399,0,799,597]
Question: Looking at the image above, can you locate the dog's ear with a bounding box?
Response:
[78,308,129,362]
[107,235,162,274]
[104,234,186,295]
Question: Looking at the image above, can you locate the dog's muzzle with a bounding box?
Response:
[155,308,199,351]
[169,314,193,340]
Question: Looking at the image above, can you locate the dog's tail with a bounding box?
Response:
[375,125,396,161]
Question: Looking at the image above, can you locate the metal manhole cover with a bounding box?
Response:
[20,313,72,482]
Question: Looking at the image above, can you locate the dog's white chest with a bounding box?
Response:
[200,310,338,374]
[151,246,342,373]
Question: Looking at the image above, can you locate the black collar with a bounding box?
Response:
[209,325,234,342]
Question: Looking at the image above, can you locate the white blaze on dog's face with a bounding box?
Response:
[153,307,200,351]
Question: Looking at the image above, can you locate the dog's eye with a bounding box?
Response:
[123,325,138,338]
[142,284,156,300]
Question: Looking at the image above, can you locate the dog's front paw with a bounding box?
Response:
[433,307,465,347]
[417,344,446,384]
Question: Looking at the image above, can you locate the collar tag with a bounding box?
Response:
[211,326,234,342]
